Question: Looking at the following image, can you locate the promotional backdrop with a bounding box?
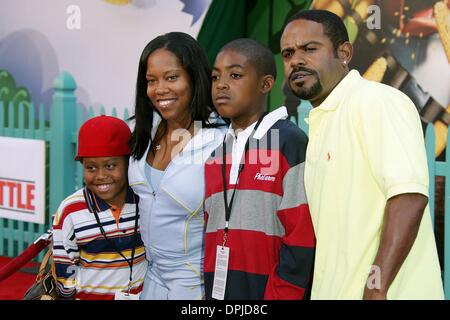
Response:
[0,137,45,224]
[0,0,212,116]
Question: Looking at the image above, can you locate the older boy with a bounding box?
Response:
[204,38,315,300]
[52,115,147,300]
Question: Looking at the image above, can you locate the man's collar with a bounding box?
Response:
[316,70,362,111]
[83,186,136,213]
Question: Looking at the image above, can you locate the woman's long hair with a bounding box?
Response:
[130,32,222,160]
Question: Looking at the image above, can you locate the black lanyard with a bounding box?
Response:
[221,114,265,244]
[86,188,139,292]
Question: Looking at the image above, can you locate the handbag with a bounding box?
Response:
[23,249,61,300]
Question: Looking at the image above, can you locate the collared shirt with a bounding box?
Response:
[305,70,443,299]
[204,107,314,300]
[52,187,147,300]
[203,106,315,299]
[225,107,289,184]
[226,121,257,185]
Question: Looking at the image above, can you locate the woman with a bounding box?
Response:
[128,32,226,300]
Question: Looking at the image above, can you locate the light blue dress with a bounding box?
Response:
[128,116,226,300]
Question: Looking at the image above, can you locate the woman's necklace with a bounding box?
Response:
[154,120,193,153]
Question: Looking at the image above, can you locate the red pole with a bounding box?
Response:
[0,230,52,282]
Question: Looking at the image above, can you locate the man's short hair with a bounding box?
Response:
[286,9,349,53]
[220,38,277,80]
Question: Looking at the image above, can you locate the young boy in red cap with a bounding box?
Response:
[52,115,147,300]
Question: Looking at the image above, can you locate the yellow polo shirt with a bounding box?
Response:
[305,70,444,299]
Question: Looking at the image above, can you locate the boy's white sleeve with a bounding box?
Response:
[52,204,80,299]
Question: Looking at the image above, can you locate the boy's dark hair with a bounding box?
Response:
[131,32,222,160]
[286,9,349,55]
[220,38,277,80]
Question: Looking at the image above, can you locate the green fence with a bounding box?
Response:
[0,72,129,261]
[425,124,450,299]
[0,71,449,298]
[0,101,49,261]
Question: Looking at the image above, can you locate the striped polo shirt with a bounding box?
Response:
[52,187,147,300]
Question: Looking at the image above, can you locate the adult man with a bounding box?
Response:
[280,9,444,299]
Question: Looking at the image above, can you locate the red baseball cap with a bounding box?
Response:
[75,115,132,161]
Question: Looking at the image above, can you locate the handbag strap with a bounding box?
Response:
[50,253,56,280]
[36,249,56,281]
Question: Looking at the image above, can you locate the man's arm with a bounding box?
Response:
[363,193,428,300]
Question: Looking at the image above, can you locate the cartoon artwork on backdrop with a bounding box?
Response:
[0,69,31,122]
[103,0,211,25]
[0,0,212,119]
[306,0,450,158]
[103,0,154,7]
[296,0,449,270]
